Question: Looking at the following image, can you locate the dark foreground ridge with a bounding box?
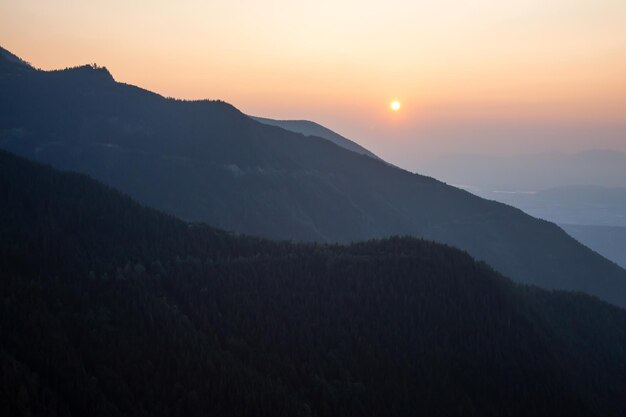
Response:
[1,149,626,416]
[1,46,626,308]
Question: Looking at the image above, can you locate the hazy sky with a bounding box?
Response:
[1,0,625,169]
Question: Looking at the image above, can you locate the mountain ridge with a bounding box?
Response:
[1,148,626,416]
[251,116,380,160]
[561,224,626,269]
[1,46,626,307]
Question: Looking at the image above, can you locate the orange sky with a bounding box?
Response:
[1,0,625,167]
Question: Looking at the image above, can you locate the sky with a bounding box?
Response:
[1,0,625,169]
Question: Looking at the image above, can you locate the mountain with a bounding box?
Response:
[2,148,626,416]
[444,182,626,268]
[561,224,626,269]
[474,185,626,228]
[420,150,626,191]
[0,47,32,71]
[251,116,380,159]
[1,46,626,307]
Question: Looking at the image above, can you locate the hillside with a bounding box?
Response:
[1,46,626,307]
[561,224,626,269]
[2,149,626,416]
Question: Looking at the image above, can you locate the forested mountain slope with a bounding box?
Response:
[1,46,626,307]
[2,149,626,416]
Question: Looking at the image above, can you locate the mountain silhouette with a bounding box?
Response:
[251,116,380,160]
[1,46,626,307]
[561,224,626,269]
[2,148,626,416]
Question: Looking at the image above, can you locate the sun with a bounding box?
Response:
[390,100,401,111]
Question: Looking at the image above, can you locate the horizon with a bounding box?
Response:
[2,0,625,169]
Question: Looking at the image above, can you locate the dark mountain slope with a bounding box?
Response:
[1,47,626,307]
[562,224,626,269]
[251,116,380,159]
[0,46,32,72]
[2,149,626,416]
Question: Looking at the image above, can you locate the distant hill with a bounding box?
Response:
[2,149,626,416]
[422,150,626,191]
[1,46,626,307]
[476,185,626,228]
[561,224,626,269]
[252,116,380,159]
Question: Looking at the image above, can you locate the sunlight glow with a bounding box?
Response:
[2,0,626,158]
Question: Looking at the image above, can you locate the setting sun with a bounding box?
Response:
[390,100,401,111]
